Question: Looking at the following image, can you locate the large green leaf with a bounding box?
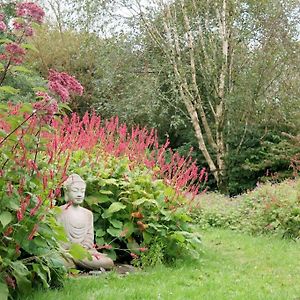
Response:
[69,243,89,260]
[143,231,152,244]
[32,263,49,288]
[102,178,118,186]
[109,219,123,229]
[96,228,106,237]
[122,222,135,238]
[99,190,114,195]
[98,194,112,203]
[3,195,19,210]
[127,238,139,253]
[107,202,126,214]
[0,212,12,228]
[107,227,123,237]
[11,261,31,293]
[171,232,186,243]
[96,237,105,245]
[133,198,157,206]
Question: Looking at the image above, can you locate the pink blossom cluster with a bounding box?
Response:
[13,20,24,30]
[33,92,59,123]
[13,20,34,36]
[4,43,26,65]
[0,13,6,32]
[48,69,84,102]
[16,2,45,24]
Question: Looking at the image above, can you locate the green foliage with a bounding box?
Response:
[194,180,300,239]
[225,129,300,195]
[65,150,201,266]
[0,104,70,298]
[30,0,300,194]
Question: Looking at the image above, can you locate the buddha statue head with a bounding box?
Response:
[63,174,86,205]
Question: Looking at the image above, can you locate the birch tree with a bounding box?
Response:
[121,0,300,189]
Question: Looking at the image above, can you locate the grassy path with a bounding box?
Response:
[25,229,300,300]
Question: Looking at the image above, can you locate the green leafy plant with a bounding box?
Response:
[64,149,202,266]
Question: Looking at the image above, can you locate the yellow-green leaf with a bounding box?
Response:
[0,211,12,228]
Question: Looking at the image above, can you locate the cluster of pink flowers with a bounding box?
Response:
[13,20,34,36]
[12,20,24,30]
[33,92,59,123]
[0,13,6,32]
[4,43,26,65]
[16,2,45,24]
[48,69,84,102]
[0,2,45,65]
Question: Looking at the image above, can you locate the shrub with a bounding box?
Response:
[65,150,202,266]
[194,180,300,239]
[48,113,205,265]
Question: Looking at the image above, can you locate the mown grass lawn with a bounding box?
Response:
[25,229,300,300]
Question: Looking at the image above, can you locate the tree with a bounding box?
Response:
[118,0,300,190]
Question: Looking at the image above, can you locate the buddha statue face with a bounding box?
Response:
[64,174,86,205]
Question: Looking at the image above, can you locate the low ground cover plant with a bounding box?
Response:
[194,179,300,239]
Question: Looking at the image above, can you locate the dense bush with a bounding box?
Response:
[66,150,201,265]
[49,113,205,265]
[0,101,71,299]
[194,180,300,239]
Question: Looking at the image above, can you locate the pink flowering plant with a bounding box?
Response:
[0,3,85,299]
[52,114,204,265]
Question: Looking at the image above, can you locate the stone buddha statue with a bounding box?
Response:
[57,174,114,270]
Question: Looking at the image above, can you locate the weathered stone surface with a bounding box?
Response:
[57,174,114,270]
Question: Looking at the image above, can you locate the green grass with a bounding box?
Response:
[24,229,300,300]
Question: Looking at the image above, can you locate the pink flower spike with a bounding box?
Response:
[28,224,38,240]
[16,210,23,222]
